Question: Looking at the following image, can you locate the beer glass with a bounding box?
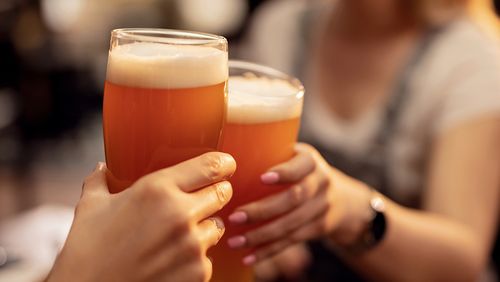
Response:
[103,29,228,193]
[209,61,304,282]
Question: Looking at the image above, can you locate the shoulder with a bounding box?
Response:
[248,0,308,47]
[251,0,309,23]
[415,18,500,134]
[249,0,333,38]
[422,18,500,78]
[243,0,330,73]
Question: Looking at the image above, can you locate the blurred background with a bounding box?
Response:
[0,0,271,220]
[0,0,500,281]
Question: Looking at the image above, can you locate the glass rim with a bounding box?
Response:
[111,28,227,46]
[229,60,305,99]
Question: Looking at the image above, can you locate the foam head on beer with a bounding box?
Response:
[107,42,228,89]
[228,75,304,124]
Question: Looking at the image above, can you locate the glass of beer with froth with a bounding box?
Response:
[103,29,228,193]
[209,61,304,282]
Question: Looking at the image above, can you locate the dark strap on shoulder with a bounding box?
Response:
[372,26,444,194]
[376,27,443,147]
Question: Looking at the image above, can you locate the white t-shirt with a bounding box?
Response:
[242,0,500,206]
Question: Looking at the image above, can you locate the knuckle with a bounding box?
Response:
[254,228,279,244]
[315,216,330,234]
[245,205,265,222]
[315,200,331,219]
[137,179,171,202]
[296,142,315,153]
[245,232,259,246]
[317,179,331,195]
[251,211,263,223]
[323,198,333,211]
[182,234,203,258]
[200,154,226,181]
[213,181,232,207]
[299,143,323,162]
[280,169,299,182]
[288,185,306,207]
[164,209,191,232]
[318,175,331,190]
[305,153,317,170]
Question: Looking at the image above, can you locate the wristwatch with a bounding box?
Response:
[346,193,387,254]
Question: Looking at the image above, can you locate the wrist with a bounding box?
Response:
[46,245,89,282]
[331,187,388,253]
[328,177,375,246]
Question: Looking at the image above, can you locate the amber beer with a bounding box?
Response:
[209,61,304,282]
[103,29,228,193]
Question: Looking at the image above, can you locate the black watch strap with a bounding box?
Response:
[345,195,387,254]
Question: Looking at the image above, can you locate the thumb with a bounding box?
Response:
[81,162,109,197]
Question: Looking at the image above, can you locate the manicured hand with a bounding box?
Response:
[226,143,371,265]
[47,152,236,282]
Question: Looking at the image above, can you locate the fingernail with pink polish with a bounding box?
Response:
[261,172,279,184]
[227,236,246,248]
[242,254,256,266]
[229,211,248,224]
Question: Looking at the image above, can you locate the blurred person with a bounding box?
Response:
[46,152,236,282]
[227,0,500,281]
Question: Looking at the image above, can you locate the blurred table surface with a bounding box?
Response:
[0,205,73,282]
[0,115,103,281]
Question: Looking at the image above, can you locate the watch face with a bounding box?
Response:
[371,197,385,212]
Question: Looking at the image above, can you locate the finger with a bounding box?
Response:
[287,216,326,243]
[230,193,328,248]
[261,146,315,184]
[197,217,225,251]
[168,257,212,282]
[244,239,294,266]
[248,229,317,265]
[144,152,236,193]
[190,181,233,221]
[229,176,319,225]
[253,258,282,281]
[203,256,213,282]
[274,244,312,279]
[81,162,108,197]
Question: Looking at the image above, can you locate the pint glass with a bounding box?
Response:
[209,61,304,282]
[103,29,228,193]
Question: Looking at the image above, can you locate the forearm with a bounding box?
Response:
[334,196,485,282]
